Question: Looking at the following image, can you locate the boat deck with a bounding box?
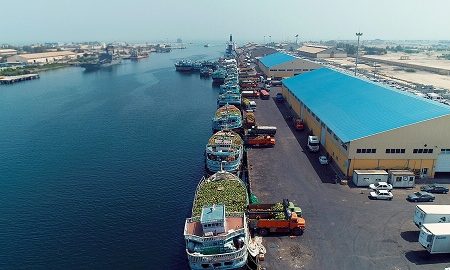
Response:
[186,217,244,237]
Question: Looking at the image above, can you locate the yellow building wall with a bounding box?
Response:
[324,132,349,175]
[350,114,450,178]
[282,85,450,179]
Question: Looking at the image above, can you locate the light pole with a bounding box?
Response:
[269,35,272,44]
[295,34,299,45]
[355,32,363,76]
[263,36,266,45]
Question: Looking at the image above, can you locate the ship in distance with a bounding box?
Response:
[80,46,122,71]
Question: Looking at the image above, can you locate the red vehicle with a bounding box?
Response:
[240,82,258,88]
[260,90,270,100]
[242,90,260,98]
[247,199,305,236]
[245,135,275,147]
[294,118,305,130]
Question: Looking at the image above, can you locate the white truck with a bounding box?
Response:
[413,205,450,227]
[307,136,319,152]
[419,223,450,254]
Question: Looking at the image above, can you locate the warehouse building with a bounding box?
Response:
[257,52,321,79]
[281,68,450,178]
[7,51,77,64]
[297,44,347,59]
[0,49,17,57]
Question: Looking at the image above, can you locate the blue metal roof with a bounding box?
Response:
[282,68,450,142]
[259,52,296,68]
[200,205,225,223]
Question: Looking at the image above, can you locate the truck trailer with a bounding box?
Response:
[245,135,275,147]
[247,199,305,236]
[246,125,277,136]
[413,204,450,227]
[419,223,450,254]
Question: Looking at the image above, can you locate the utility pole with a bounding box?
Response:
[355,32,363,76]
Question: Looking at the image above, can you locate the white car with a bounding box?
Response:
[369,182,393,191]
[369,190,393,200]
[318,156,328,165]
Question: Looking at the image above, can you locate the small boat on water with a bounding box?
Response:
[184,170,249,270]
[204,44,210,47]
[205,130,243,173]
[175,60,193,72]
[212,104,242,132]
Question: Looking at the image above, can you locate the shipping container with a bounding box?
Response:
[352,170,388,187]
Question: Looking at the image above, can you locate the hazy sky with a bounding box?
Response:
[1,0,449,43]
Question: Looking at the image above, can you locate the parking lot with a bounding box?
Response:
[247,87,450,270]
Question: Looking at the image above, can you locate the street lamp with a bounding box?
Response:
[269,35,272,44]
[295,34,299,45]
[263,36,266,45]
[355,32,363,76]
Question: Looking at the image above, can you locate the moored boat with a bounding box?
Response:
[205,130,243,173]
[184,170,249,270]
[217,91,242,108]
[212,69,227,84]
[200,67,213,77]
[175,60,193,72]
[212,104,242,132]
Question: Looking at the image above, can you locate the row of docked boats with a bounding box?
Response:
[175,60,217,77]
[184,38,252,270]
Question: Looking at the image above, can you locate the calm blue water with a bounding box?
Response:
[0,45,223,269]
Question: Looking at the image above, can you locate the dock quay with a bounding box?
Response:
[0,74,39,84]
[246,89,450,270]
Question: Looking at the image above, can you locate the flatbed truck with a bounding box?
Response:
[245,135,275,147]
[247,199,305,236]
[246,125,277,136]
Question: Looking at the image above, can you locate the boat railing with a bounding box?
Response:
[186,243,248,264]
[184,213,246,243]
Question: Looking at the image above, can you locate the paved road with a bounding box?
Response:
[247,87,450,270]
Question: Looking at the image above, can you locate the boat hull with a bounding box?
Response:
[205,150,243,173]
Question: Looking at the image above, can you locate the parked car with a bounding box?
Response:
[318,156,328,165]
[407,191,435,202]
[369,190,393,200]
[369,182,393,191]
[420,184,449,194]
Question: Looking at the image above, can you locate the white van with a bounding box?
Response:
[307,136,320,152]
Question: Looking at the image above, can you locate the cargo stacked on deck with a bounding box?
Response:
[212,104,243,133]
[185,35,250,270]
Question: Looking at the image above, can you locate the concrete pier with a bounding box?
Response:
[0,74,39,85]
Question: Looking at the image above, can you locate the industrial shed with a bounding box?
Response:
[281,68,450,178]
[297,44,347,59]
[257,52,321,79]
[7,51,77,64]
